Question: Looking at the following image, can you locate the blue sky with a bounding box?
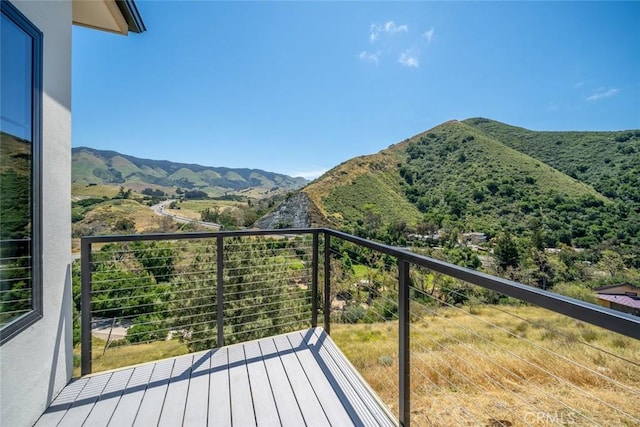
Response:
[72,1,640,179]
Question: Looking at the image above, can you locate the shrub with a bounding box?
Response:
[340,304,367,324]
[127,316,167,343]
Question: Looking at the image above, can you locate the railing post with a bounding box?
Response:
[323,231,331,334]
[399,259,410,427]
[311,231,319,328]
[81,238,92,376]
[216,235,224,347]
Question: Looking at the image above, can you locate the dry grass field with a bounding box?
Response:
[165,199,245,220]
[332,305,640,426]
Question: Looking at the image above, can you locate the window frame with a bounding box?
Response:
[0,0,43,345]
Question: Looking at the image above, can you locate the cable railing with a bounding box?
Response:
[80,229,319,376]
[80,228,640,426]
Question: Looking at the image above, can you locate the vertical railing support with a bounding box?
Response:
[216,235,224,347]
[399,259,410,427]
[81,238,92,376]
[323,232,331,334]
[311,231,319,328]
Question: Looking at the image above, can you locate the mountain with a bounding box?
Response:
[462,118,640,205]
[258,119,639,260]
[72,147,308,197]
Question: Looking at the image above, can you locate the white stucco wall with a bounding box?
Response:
[0,1,73,426]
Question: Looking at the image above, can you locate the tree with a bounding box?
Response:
[494,232,520,271]
[116,186,132,199]
[362,204,382,237]
[131,241,175,283]
[114,218,135,232]
[598,250,625,277]
[171,237,311,352]
[201,207,220,223]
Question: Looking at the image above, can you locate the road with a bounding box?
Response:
[151,199,222,230]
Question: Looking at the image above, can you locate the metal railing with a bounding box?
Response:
[80,229,320,376]
[80,228,640,426]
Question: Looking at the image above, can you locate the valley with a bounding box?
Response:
[71,118,640,299]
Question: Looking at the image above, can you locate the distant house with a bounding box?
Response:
[0,1,144,425]
[594,284,640,317]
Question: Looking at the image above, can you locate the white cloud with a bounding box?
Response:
[362,21,428,67]
[574,81,584,88]
[384,21,408,34]
[399,50,419,68]
[288,168,328,180]
[586,88,619,101]
[370,21,408,42]
[422,27,435,43]
[369,23,381,42]
[358,50,381,64]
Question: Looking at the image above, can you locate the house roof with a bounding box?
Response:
[73,0,145,35]
[593,283,640,294]
[598,294,640,310]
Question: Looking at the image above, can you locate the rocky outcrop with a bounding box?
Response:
[255,192,322,229]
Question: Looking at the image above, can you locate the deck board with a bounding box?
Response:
[306,328,396,427]
[287,331,358,426]
[208,347,232,426]
[57,374,111,427]
[34,376,89,426]
[272,333,330,427]
[243,340,280,426]
[130,357,175,426]
[82,368,134,427]
[183,351,212,427]
[228,343,257,426]
[258,337,306,427]
[35,328,397,427]
[106,363,154,426]
[158,354,194,426]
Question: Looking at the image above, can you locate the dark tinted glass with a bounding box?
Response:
[0,11,34,328]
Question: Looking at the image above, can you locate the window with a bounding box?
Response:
[0,0,42,344]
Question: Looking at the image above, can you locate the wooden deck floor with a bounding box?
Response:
[35,328,397,426]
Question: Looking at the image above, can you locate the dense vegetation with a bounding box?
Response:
[398,122,638,260]
[463,118,640,205]
[296,119,639,292]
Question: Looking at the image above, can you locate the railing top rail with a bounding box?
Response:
[80,228,320,244]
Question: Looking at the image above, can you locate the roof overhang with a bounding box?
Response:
[73,0,145,35]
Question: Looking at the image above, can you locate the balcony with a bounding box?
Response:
[38,229,640,426]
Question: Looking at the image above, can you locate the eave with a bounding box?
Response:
[72,0,145,36]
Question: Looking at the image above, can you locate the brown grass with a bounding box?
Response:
[332,305,640,426]
[165,199,243,221]
[72,183,121,198]
[75,199,167,234]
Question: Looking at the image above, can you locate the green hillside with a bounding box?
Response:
[463,118,640,204]
[303,150,422,230]
[72,147,308,197]
[398,121,624,246]
[274,119,639,269]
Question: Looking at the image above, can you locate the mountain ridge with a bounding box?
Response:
[72,146,308,197]
[257,118,639,261]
